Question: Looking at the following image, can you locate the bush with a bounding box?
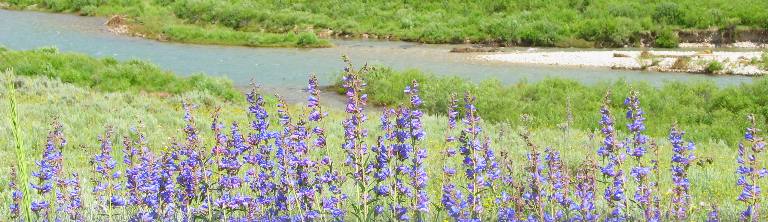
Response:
[297,32,321,47]
[654,28,679,48]
[79,5,97,16]
[706,61,725,73]
[654,2,683,25]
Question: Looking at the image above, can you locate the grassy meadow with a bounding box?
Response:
[2,0,768,47]
[0,49,765,220]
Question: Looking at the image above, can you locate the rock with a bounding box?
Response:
[316,29,333,38]
[613,53,630,58]
[450,47,500,53]
[105,15,130,35]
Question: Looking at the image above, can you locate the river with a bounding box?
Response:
[0,9,757,94]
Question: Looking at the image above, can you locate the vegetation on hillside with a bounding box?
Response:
[3,0,767,47]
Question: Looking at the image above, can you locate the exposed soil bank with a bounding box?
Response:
[678,29,768,48]
[478,50,767,76]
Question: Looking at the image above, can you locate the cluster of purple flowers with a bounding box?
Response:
[11,67,768,221]
[596,95,628,221]
[669,125,695,220]
[440,92,501,221]
[30,121,66,220]
[9,166,22,219]
[736,114,767,222]
[624,91,660,221]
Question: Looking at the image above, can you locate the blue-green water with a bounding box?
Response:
[0,9,756,90]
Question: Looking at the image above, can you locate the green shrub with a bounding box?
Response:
[706,61,725,73]
[654,28,679,48]
[79,5,97,16]
[297,32,320,47]
[654,2,683,25]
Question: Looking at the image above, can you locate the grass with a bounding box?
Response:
[334,66,768,145]
[0,47,241,101]
[4,71,31,221]
[2,0,768,47]
[0,71,758,220]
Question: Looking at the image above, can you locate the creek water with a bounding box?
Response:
[0,9,757,96]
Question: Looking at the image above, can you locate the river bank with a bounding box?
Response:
[0,8,759,88]
[478,50,768,76]
[4,0,768,50]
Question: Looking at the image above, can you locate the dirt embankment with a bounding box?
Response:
[677,28,768,48]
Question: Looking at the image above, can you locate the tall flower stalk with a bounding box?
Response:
[340,56,373,221]
[736,114,767,222]
[596,94,627,221]
[573,158,599,221]
[31,122,66,221]
[306,75,346,220]
[9,166,22,219]
[91,127,124,221]
[520,129,547,221]
[441,92,498,221]
[669,125,695,220]
[624,91,659,221]
[406,81,429,221]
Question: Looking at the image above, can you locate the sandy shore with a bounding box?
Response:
[477,50,767,76]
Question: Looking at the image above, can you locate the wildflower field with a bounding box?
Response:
[1,58,766,221]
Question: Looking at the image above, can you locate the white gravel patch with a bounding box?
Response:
[476,50,767,75]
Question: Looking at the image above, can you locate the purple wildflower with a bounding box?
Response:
[9,166,22,219]
[669,125,695,220]
[573,159,599,221]
[736,114,767,222]
[340,57,373,220]
[441,92,498,221]
[520,130,548,221]
[596,95,627,221]
[175,102,208,219]
[62,173,84,222]
[31,122,66,220]
[707,205,720,222]
[624,91,659,221]
[90,127,125,218]
[544,148,572,221]
[243,89,279,219]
